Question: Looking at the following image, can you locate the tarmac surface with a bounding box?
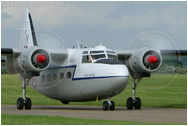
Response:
[1,105,187,124]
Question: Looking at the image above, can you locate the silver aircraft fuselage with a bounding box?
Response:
[29,45,129,102]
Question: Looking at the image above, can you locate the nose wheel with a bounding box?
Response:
[102,98,115,111]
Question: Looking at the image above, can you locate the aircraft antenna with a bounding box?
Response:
[77,41,80,49]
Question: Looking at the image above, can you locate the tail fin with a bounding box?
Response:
[18,8,38,48]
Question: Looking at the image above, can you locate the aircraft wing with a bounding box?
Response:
[160,50,187,57]
[116,49,187,62]
[1,48,68,63]
[1,48,22,57]
[47,49,68,64]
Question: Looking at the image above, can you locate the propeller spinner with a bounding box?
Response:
[36,54,46,64]
[148,55,157,64]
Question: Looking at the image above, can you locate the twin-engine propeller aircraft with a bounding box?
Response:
[1,9,186,111]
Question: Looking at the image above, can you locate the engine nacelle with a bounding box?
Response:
[127,48,162,78]
[19,47,51,73]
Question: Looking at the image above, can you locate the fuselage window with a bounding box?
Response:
[82,55,92,63]
[52,74,57,80]
[107,54,118,60]
[47,74,51,81]
[42,75,45,81]
[67,72,72,79]
[60,73,64,79]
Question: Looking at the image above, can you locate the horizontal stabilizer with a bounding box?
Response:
[1,48,13,54]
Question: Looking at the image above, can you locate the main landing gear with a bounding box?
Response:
[17,75,32,110]
[102,97,115,111]
[126,77,141,110]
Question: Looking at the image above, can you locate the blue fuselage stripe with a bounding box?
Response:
[72,75,129,80]
[47,65,129,81]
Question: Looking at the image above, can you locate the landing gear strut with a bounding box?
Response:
[102,97,115,111]
[126,77,141,110]
[17,75,32,110]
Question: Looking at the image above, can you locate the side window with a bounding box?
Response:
[60,73,64,79]
[47,74,51,81]
[82,55,91,63]
[41,75,45,81]
[107,54,118,60]
[67,72,72,79]
[52,74,57,80]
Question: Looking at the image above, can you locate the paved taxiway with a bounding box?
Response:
[1,105,187,124]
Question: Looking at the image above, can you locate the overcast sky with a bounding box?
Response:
[1,1,187,50]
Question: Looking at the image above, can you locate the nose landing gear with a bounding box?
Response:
[102,97,115,111]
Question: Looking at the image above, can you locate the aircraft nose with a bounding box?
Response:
[103,64,129,95]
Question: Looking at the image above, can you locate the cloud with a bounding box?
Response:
[1,1,186,50]
[1,1,186,31]
[1,12,12,19]
[161,8,186,29]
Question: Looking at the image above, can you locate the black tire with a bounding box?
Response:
[134,97,141,109]
[25,98,32,110]
[61,101,70,105]
[127,97,133,110]
[17,97,24,110]
[103,101,109,111]
[109,101,115,111]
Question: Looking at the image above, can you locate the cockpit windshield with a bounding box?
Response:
[91,54,106,60]
[90,51,104,54]
[107,54,117,60]
[82,50,118,63]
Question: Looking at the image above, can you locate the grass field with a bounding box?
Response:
[1,74,187,125]
[2,114,183,125]
[1,74,187,107]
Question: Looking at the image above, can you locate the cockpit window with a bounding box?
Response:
[82,51,88,54]
[82,50,117,64]
[91,54,106,61]
[107,54,117,60]
[106,51,116,54]
[90,51,104,54]
[82,55,92,63]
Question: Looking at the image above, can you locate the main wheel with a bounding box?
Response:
[134,97,141,109]
[109,101,115,111]
[103,101,109,111]
[17,97,24,110]
[25,98,32,110]
[127,97,133,110]
[61,101,70,105]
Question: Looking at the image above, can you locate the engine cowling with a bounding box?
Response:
[127,48,162,75]
[19,47,51,72]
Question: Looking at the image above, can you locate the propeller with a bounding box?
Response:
[35,30,67,50]
[31,48,50,69]
[126,30,182,90]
